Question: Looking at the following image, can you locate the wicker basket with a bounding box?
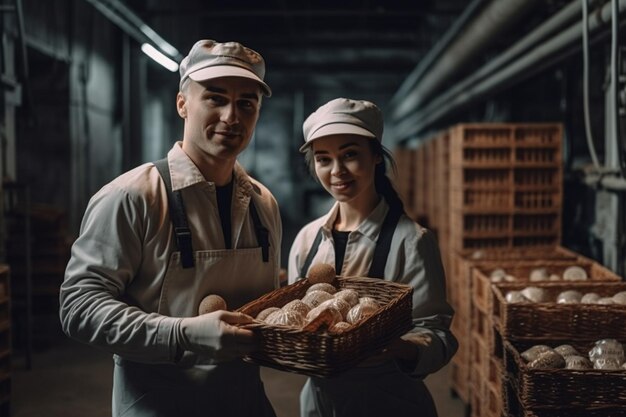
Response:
[503,377,626,417]
[473,258,621,317]
[504,340,626,411]
[491,282,626,341]
[236,276,413,378]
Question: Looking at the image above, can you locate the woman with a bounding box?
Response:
[288,98,458,417]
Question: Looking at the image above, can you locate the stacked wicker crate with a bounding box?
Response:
[396,123,579,414]
[445,124,563,412]
[412,145,427,223]
[448,123,563,253]
[396,123,625,415]
[469,255,621,417]
[489,277,626,416]
[392,147,417,220]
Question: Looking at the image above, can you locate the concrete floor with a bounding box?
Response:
[10,328,468,417]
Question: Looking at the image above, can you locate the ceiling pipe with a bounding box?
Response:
[84,0,182,62]
[389,0,488,108]
[391,0,541,123]
[390,0,626,143]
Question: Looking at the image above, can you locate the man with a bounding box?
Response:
[60,40,281,417]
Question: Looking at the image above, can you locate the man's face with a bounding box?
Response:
[178,76,262,164]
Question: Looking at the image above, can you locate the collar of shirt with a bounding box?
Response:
[167,142,253,199]
[320,198,389,242]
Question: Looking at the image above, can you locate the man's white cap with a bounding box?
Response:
[179,39,271,96]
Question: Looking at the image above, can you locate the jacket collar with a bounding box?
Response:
[321,198,389,241]
[167,142,253,198]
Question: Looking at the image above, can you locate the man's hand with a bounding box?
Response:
[177,310,258,362]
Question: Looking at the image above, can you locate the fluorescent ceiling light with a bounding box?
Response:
[141,43,179,72]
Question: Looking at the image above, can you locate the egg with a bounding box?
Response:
[503,274,517,282]
[597,297,615,305]
[358,297,380,309]
[265,309,306,327]
[554,344,580,358]
[527,350,565,370]
[282,299,311,316]
[256,307,280,321]
[548,274,561,281]
[490,274,504,283]
[307,263,336,284]
[301,290,334,308]
[588,339,624,362]
[490,268,506,282]
[307,282,337,295]
[580,292,601,304]
[521,345,552,362]
[529,268,549,282]
[346,302,378,324]
[334,289,360,307]
[556,290,583,304]
[562,266,588,281]
[505,290,529,304]
[303,305,342,331]
[329,321,352,334]
[318,297,351,318]
[593,358,622,370]
[565,355,593,370]
[306,304,342,325]
[198,294,227,315]
[520,286,548,303]
[612,291,626,305]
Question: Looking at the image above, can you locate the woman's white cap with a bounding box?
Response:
[301,98,383,152]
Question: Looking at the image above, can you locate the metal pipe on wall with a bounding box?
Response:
[391,0,541,123]
[389,0,488,108]
[390,0,626,143]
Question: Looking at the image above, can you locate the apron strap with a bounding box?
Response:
[154,158,271,266]
[299,228,324,278]
[154,158,195,269]
[367,207,402,278]
[248,201,270,263]
[299,206,402,279]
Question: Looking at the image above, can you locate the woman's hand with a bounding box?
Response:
[358,331,431,369]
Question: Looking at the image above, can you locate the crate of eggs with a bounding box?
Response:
[504,338,626,414]
[491,282,626,341]
[235,264,413,377]
[472,258,621,315]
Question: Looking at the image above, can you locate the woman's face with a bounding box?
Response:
[312,134,382,206]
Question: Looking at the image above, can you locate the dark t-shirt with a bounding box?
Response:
[331,229,351,274]
[215,181,234,249]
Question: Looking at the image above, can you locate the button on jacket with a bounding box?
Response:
[60,142,282,416]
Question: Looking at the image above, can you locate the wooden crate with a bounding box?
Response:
[413,146,426,220]
[449,247,586,411]
[504,340,626,413]
[471,362,505,417]
[492,281,626,342]
[470,253,619,316]
[425,138,437,227]
[393,147,416,217]
[450,355,471,405]
[447,123,563,253]
[504,377,626,417]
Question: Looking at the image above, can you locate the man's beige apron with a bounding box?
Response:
[112,246,276,417]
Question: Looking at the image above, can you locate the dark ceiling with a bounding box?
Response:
[121,0,572,109]
[125,0,469,100]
